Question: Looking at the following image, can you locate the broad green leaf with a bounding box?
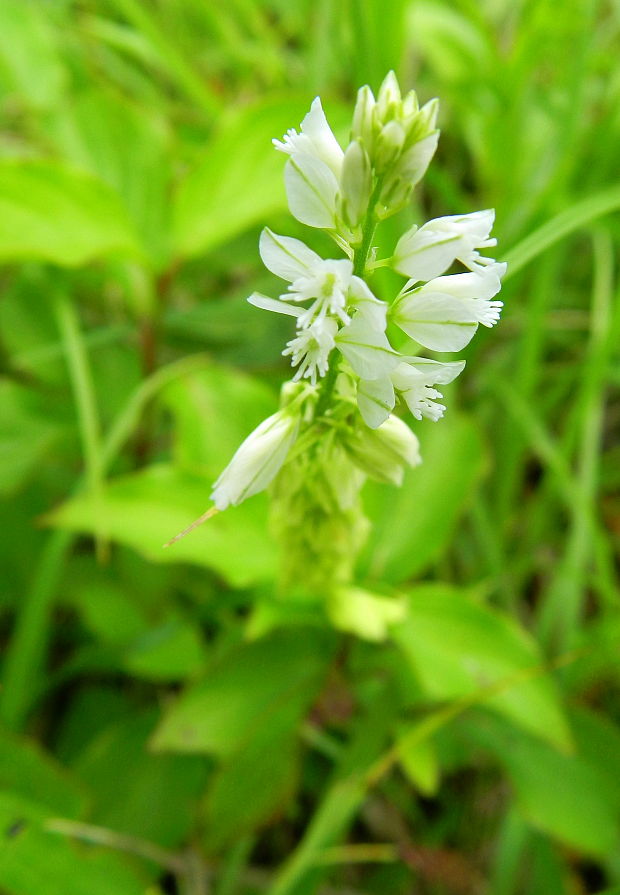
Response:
[0,731,85,817]
[203,707,300,851]
[48,89,170,265]
[360,413,486,582]
[569,706,620,813]
[162,365,277,476]
[172,96,347,259]
[123,616,207,681]
[46,464,277,587]
[0,0,65,110]
[0,793,144,895]
[0,160,141,266]
[74,711,207,849]
[151,629,334,756]
[392,585,571,750]
[470,716,619,857]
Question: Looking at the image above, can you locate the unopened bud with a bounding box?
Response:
[340,139,372,228]
[375,120,406,171]
[351,85,377,150]
[346,414,421,485]
[376,70,401,122]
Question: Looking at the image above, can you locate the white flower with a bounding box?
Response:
[254,229,353,327]
[273,97,344,177]
[282,318,337,385]
[210,410,299,510]
[393,210,499,281]
[391,358,465,421]
[285,154,339,229]
[391,291,480,352]
[356,358,465,428]
[413,267,506,327]
[273,99,344,230]
[335,312,400,380]
[391,264,507,350]
[287,259,353,327]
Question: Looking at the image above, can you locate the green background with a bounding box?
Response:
[0,1,619,893]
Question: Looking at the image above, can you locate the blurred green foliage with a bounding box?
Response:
[0,0,619,893]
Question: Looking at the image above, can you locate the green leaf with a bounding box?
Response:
[395,725,440,796]
[0,730,85,817]
[123,616,207,681]
[151,629,334,756]
[172,96,346,260]
[203,709,300,851]
[0,160,141,266]
[0,793,144,895]
[74,711,207,849]
[0,0,65,110]
[392,585,571,751]
[360,413,486,582]
[46,464,277,587]
[48,89,171,266]
[470,716,619,857]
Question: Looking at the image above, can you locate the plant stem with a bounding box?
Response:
[52,281,106,561]
[0,530,72,730]
[45,818,185,874]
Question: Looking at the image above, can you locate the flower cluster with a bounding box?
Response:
[208,74,505,512]
[170,73,505,580]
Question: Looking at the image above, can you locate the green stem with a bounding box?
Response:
[52,283,106,561]
[0,530,72,730]
[314,361,340,417]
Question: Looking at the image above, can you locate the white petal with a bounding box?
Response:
[284,154,339,229]
[300,98,344,175]
[396,357,466,386]
[393,225,463,281]
[259,228,321,282]
[348,276,388,331]
[247,292,305,318]
[417,270,502,301]
[357,376,395,429]
[336,314,400,380]
[394,131,439,188]
[391,293,479,351]
[434,209,495,241]
[210,411,298,510]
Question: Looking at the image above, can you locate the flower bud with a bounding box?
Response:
[339,139,372,228]
[345,414,421,485]
[351,84,377,150]
[210,409,299,510]
[375,120,406,172]
[376,70,402,122]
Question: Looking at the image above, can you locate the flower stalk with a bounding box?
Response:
[167,73,507,621]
